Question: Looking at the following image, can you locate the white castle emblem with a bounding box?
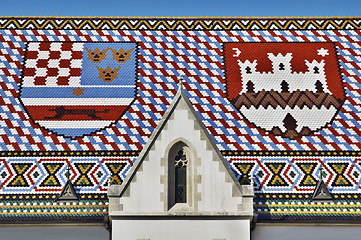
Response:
[238,53,330,94]
[231,52,344,139]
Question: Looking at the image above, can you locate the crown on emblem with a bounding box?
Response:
[237,53,329,94]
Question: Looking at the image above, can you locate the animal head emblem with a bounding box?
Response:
[86,48,108,63]
[96,66,121,82]
[111,48,134,63]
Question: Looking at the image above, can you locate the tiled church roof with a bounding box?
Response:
[0,16,360,223]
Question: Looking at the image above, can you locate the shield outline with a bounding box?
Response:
[223,42,346,139]
[18,41,139,139]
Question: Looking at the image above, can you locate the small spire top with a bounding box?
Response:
[107,176,112,187]
[319,165,323,181]
[178,76,183,83]
[66,166,70,181]
[250,176,255,185]
[178,76,184,90]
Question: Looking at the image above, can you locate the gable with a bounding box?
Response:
[312,180,333,202]
[57,180,78,201]
[108,84,253,216]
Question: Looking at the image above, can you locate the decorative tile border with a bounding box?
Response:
[228,156,361,194]
[0,199,108,223]
[254,199,361,222]
[0,155,359,196]
[222,151,361,157]
[0,157,134,194]
[1,150,361,157]
[0,17,361,30]
[0,150,140,157]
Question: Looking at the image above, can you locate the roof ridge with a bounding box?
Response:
[1,16,360,19]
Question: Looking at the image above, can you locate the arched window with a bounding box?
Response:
[168,142,189,209]
[174,148,187,203]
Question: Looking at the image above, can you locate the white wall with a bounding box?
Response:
[252,224,361,240]
[116,100,246,215]
[113,219,250,240]
[0,225,109,240]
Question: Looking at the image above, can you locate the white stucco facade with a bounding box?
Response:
[113,219,250,240]
[108,83,254,240]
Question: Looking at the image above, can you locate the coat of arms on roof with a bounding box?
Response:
[19,42,138,139]
[225,42,345,139]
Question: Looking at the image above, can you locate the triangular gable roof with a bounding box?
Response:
[112,82,244,199]
[108,82,254,216]
[312,180,333,202]
[57,180,78,201]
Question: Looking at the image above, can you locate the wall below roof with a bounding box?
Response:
[112,219,250,240]
[0,225,109,240]
[252,224,361,240]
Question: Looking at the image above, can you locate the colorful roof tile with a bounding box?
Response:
[0,16,360,223]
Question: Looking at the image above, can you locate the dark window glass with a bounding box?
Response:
[174,149,187,203]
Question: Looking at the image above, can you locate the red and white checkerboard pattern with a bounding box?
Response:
[22,42,83,87]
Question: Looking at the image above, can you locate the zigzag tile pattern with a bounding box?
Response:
[0,157,133,194]
[228,157,361,193]
[233,90,343,109]
[0,156,360,195]
[0,18,361,30]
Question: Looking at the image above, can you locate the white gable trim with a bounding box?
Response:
[108,82,254,217]
[108,84,184,199]
[109,83,245,199]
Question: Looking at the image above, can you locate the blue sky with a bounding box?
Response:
[0,0,360,17]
